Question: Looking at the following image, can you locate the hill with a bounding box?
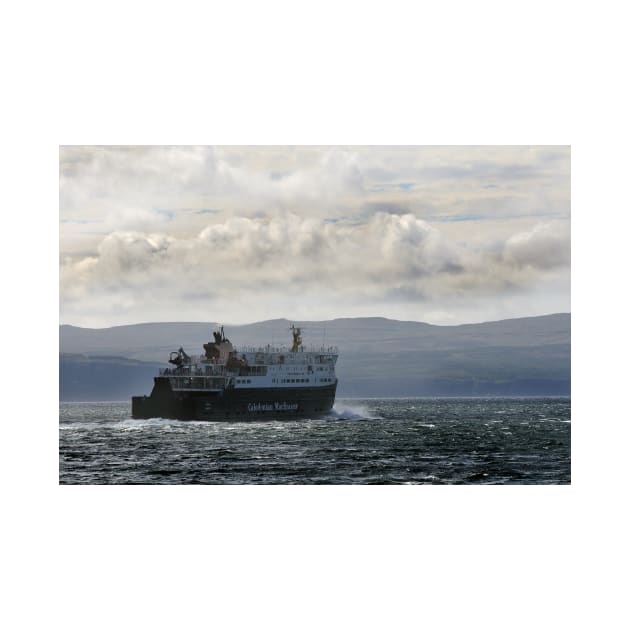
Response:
[59,314,570,400]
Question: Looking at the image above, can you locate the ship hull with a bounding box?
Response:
[132,376,337,421]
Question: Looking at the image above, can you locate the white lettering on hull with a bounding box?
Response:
[247,402,299,412]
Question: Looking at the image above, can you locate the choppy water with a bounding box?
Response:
[59,398,570,484]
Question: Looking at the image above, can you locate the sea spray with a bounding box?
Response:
[328,402,382,420]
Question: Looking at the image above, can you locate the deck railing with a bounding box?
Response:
[234,345,339,355]
[160,348,338,370]
[168,375,229,391]
[160,365,228,376]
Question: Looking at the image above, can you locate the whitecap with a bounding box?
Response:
[328,403,382,420]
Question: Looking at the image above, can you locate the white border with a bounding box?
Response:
[7,0,627,627]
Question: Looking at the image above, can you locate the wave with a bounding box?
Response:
[327,403,382,421]
[117,417,212,431]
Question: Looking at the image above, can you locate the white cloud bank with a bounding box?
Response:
[60,146,570,326]
[60,212,570,326]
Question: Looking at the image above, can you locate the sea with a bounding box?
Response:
[59,397,570,484]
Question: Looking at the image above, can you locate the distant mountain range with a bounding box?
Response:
[59,314,571,400]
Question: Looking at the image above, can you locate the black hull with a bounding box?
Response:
[132,377,337,421]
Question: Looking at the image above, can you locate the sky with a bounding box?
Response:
[59,145,570,327]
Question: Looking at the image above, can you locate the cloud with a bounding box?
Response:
[59,146,571,248]
[502,220,571,269]
[60,213,570,324]
[60,146,366,223]
[59,146,571,325]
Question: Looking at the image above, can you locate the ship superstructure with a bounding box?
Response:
[132,326,338,420]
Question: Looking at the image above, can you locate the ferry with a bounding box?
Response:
[131,325,338,420]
